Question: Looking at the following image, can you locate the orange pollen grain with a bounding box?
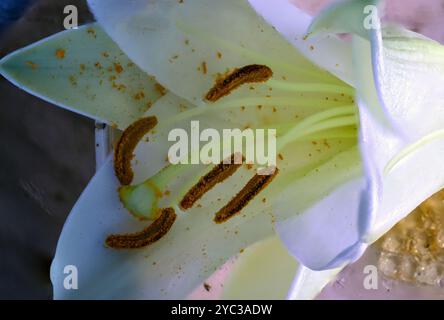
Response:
[55,49,65,59]
[114,63,123,73]
[26,61,38,70]
[155,83,167,96]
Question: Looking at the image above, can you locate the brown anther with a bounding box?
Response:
[105,208,177,249]
[205,64,273,102]
[214,168,279,223]
[180,154,243,210]
[114,117,158,185]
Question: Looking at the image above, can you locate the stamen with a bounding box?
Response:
[180,154,243,210]
[205,64,273,102]
[105,208,176,249]
[214,168,279,223]
[114,117,158,185]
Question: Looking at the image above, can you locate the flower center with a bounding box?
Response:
[107,64,357,249]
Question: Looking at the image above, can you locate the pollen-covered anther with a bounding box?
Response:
[214,168,279,223]
[205,64,273,102]
[114,116,158,185]
[180,153,244,210]
[105,208,177,249]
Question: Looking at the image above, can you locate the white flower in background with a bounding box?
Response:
[1,0,444,299]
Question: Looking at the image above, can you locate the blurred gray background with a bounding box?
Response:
[1,0,444,300]
[0,0,94,299]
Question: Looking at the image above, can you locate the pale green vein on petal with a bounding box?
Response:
[384,128,444,175]
[0,23,164,129]
[277,106,356,148]
[160,100,355,130]
[267,80,354,96]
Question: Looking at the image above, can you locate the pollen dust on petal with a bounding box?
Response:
[55,49,66,59]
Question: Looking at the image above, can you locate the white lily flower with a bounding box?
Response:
[1,0,443,300]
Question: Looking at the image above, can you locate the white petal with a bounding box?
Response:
[190,236,340,300]
[301,0,444,267]
[0,24,164,129]
[274,146,369,270]
[220,236,299,300]
[344,11,444,242]
[369,135,444,242]
[306,0,393,130]
[248,0,354,85]
[374,26,444,138]
[87,0,341,104]
[311,0,444,138]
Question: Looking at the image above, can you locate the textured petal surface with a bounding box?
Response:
[274,146,368,270]
[0,24,164,129]
[220,236,298,300]
[87,0,343,105]
[248,0,354,85]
